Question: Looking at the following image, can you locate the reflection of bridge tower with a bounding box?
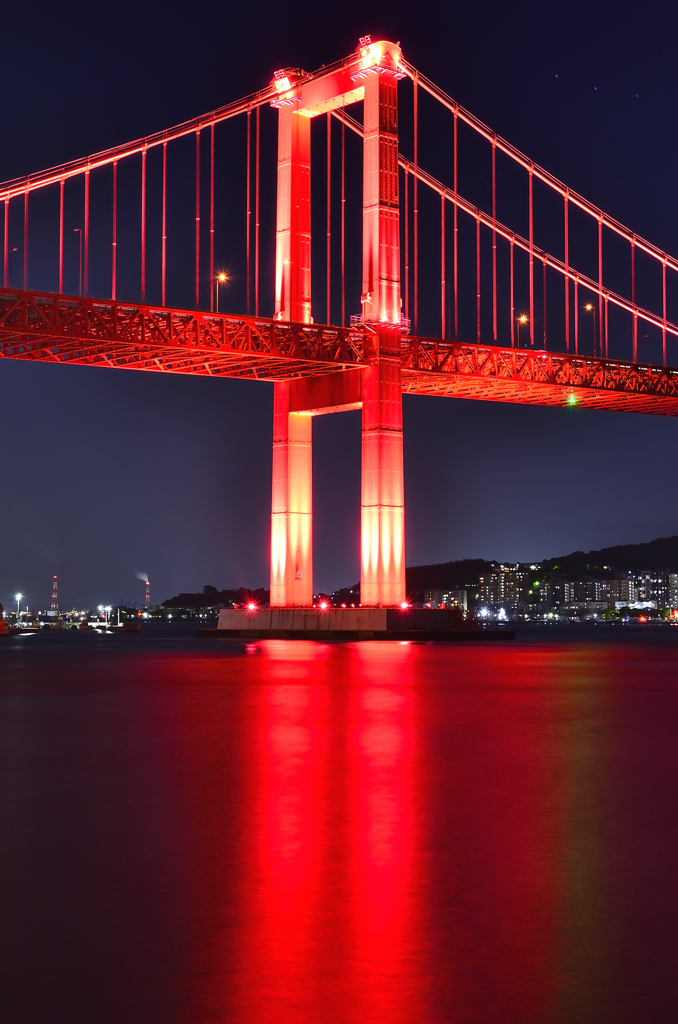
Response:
[270,40,406,608]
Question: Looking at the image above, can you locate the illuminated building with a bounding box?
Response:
[479,565,529,609]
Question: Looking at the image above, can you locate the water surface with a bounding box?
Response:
[2,625,678,1022]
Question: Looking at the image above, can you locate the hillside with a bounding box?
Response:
[405,559,498,593]
[394,535,678,594]
[540,535,678,578]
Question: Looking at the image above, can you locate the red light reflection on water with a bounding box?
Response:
[230,640,426,1023]
[346,643,423,1021]
[233,642,332,1021]
[211,641,599,1023]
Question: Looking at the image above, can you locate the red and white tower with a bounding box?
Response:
[51,574,58,613]
[269,38,406,608]
[145,580,150,609]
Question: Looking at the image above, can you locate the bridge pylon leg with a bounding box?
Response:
[359,59,406,607]
[270,100,313,607]
[271,381,313,607]
[360,327,405,607]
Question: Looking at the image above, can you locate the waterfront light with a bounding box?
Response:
[15,593,22,618]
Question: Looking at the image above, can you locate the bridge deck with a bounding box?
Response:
[2,288,678,415]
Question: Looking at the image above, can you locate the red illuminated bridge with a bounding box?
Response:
[3,37,678,606]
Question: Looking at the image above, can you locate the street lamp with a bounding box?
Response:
[73,228,83,294]
[215,272,228,313]
[97,605,112,628]
[15,593,22,621]
[517,314,528,347]
[8,247,18,287]
[584,303,597,356]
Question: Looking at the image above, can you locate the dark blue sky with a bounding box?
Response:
[3,0,678,610]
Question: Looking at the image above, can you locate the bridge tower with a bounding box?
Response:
[270,40,406,607]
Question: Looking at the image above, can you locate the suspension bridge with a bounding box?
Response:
[2,37,678,608]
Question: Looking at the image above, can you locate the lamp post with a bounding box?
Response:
[584,303,597,356]
[215,272,228,313]
[517,314,528,348]
[15,592,22,622]
[8,247,18,286]
[73,228,82,294]
[98,604,112,628]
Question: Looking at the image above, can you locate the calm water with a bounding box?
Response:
[2,624,678,1023]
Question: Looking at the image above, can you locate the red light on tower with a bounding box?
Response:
[51,575,58,612]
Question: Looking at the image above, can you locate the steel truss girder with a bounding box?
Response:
[401,338,678,414]
[0,288,366,377]
[3,289,678,414]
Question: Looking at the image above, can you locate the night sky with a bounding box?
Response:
[3,0,678,611]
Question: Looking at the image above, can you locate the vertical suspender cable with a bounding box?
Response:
[327,112,331,323]
[631,238,637,361]
[564,193,569,349]
[162,142,167,306]
[246,110,251,314]
[542,258,547,347]
[413,76,418,335]
[510,235,514,346]
[574,279,579,355]
[605,294,609,358]
[84,170,89,296]
[476,215,481,342]
[492,137,497,340]
[663,259,667,365]
[210,124,215,311]
[23,191,28,288]
[453,107,458,337]
[602,214,606,354]
[112,161,117,300]
[341,119,345,327]
[3,199,8,287]
[441,195,445,338]
[59,180,64,293]
[141,147,147,300]
[255,106,260,316]
[195,130,200,308]
[528,165,534,345]
[404,165,410,321]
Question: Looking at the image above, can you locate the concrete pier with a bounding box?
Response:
[198,607,513,642]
